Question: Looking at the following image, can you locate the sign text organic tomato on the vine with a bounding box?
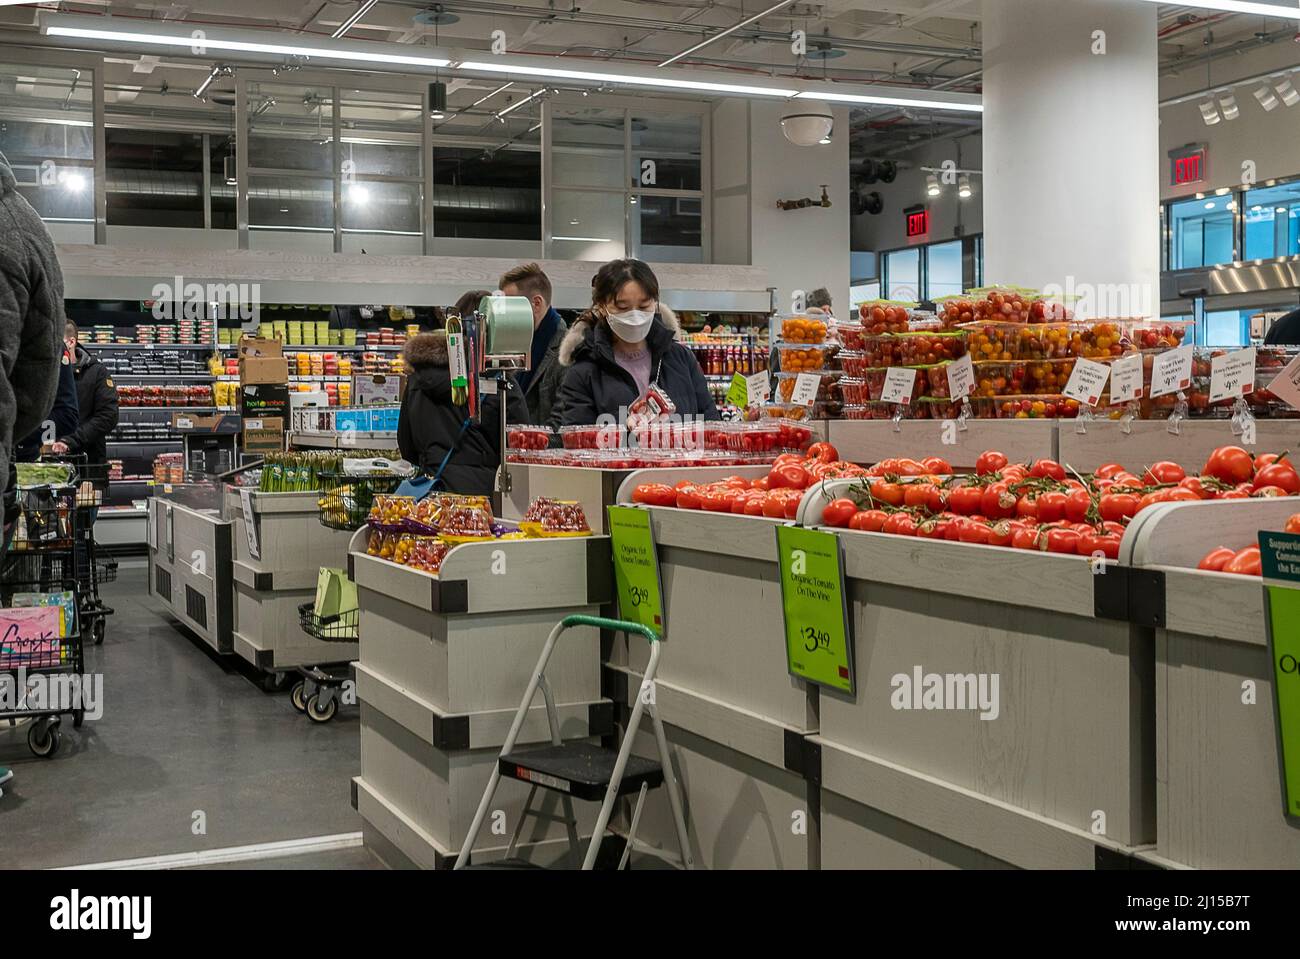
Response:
[775,525,854,694]
[608,505,666,639]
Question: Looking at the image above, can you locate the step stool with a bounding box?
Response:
[455,614,692,870]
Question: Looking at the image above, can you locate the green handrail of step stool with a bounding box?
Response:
[560,614,659,645]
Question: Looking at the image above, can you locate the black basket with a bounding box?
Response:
[317,471,409,531]
[298,602,359,642]
[96,555,119,584]
[0,632,77,671]
[9,486,77,552]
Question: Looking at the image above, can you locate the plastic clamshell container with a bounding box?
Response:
[968,395,1082,420]
[779,314,830,345]
[776,341,838,372]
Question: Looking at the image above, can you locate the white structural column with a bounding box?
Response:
[983,0,1160,315]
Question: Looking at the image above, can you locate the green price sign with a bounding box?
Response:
[608,505,665,639]
[1260,530,1300,821]
[725,373,748,408]
[775,525,854,694]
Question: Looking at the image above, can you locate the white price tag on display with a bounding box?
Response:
[447,332,468,388]
[746,371,771,405]
[478,376,498,395]
[239,487,260,561]
[1265,352,1300,411]
[1150,345,1193,399]
[790,373,820,407]
[945,353,975,400]
[1210,347,1257,404]
[245,419,263,431]
[1109,352,1144,404]
[175,417,194,430]
[879,367,919,406]
[1062,357,1111,407]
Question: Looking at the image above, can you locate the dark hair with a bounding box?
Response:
[808,288,833,310]
[591,258,659,312]
[499,262,553,306]
[452,289,492,319]
[64,320,79,339]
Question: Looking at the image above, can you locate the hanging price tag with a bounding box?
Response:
[878,367,918,406]
[1109,352,1144,404]
[790,373,820,407]
[1266,353,1300,411]
[447,331,469,389]
[175,416,194,430]
[608,505,666,639]
[1062,357,1111,407]
[1150,345,1193,399]
[725,373,748,407]
[239,487,261,561]
[746,371,771,406]
[945,353,974,400]
[1210,347,1257,404]
[775,525,854,695]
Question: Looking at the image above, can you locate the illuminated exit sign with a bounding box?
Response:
[905,207,930,239]
[1170,144,1207,187]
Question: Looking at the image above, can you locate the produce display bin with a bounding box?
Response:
[225,488,358,675]
[1124,498,1300,869]
[826,419,1056,470]
[1057,419,1300,474]
[347,528,616,868]
[604,477,820,869]
[800,480,1154,869]
[147,491,234,654]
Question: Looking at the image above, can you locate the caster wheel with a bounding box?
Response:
[305,693,337,724]
[290,681,308,713]
[92,619,105,646]
[29,720,61,758]
[73,709,84,729]
[260,671,289,693]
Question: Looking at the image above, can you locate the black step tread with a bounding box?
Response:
[500,742,663,801]
[460,857,547,870]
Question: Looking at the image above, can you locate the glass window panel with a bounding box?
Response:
[247,175,334,232]
[432,143,540,240]
[1244,181,1300,260]
[210,135,236,230]
[552,106,624,189]
[338,88,422,177]
[926,240,963,300]
[0,60,94,224]
[851,281,881,306]
[246,82,335,173]
[342,180,420,235]
[1204,310,1247,348]
[884,248,921,301]
[551,189,625,260]
[631,113,701,191]
[633,194,701,263]
[105,129,204,229]
[1169,195,1235,269]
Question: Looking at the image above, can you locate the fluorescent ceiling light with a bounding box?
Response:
[1218,94,1239,120]
[1199,99,1221,125]
[1131,0,1300,19]
[347,185,370,204]
[1205,201,1216,209]
[1277,77,1300,107]
[551,236,611,242]
[45,25,451,68]
[457,60,797,98]
[1255,85,1281,111]
[63,172,86,193]
[795,90,983,113]
[1252,205,1264,212]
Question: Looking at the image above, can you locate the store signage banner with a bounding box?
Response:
[607,506,666,640]
[1258,529,1300,821]
[775,525,854,695]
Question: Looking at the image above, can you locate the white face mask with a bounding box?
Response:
[606,307,656,343]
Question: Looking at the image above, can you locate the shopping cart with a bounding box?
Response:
[40,453,115,646]
[293,603,358,723]
[1,479,86,757]
[316,469,410,532]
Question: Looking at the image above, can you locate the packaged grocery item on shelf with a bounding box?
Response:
[916,397,965,420]
[718,421,782,453]
[367,494,415,532]
[406,537,451,574]
[438,503,495,542]
[972,359,1076,397]
[506,426,553,450]
[968,395,1082,419]
[841,377,868,406]
[857,300,927,334]
[775,370,842,404]
[780,314,829,344]
[865,367,927,404]
[842,402,914,421]
[934,295,978,330]
[776,342,838,372]
[521,497,592,537]
[838,350,869,378]
[559,423,623,450]
[969,286,1042,325]
[861,331,967,367]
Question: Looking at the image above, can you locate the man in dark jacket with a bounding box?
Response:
[1264,305,1300,345]
[397,330,530,497]
[0,150,67,797]
[52,321,118,491]
[499,262,568,428]
[556,306,721,426]
[15,343,78,463]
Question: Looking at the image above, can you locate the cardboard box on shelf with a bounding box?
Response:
[237,336,283,359]
[240,383,290,421]
[353,373,406,406]
[171,412,240,434]
[239,356,290,385]
[242,417,285,454]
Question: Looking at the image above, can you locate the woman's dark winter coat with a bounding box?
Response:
[555,307,720,425]
[397,331,530,497]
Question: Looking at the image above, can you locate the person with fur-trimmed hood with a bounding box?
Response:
[397,327,529,496]
[555,258,720,425]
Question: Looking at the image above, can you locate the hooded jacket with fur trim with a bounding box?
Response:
[554,306,720,425]
[397,330,530,496]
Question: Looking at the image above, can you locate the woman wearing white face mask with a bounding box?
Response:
[556,258,721,426]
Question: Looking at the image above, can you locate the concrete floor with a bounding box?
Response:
[0,561,377,870]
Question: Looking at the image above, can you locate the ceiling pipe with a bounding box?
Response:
[332,0,381,39]
[658,0,792,68]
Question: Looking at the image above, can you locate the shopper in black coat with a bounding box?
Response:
[397,330,529,497]
[556,259,720,426]
[51,325,119,490]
